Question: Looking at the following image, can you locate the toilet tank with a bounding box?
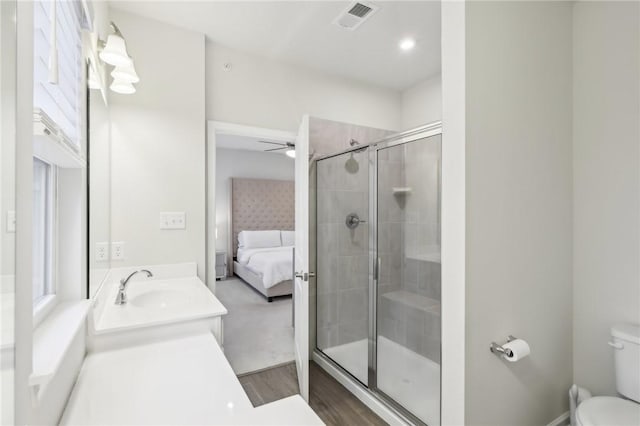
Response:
[611,324,640,402]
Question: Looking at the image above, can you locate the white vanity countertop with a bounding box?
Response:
[60,333,323,425]
[94,277,227,334]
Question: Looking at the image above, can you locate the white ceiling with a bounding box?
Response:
[216,133,293,155]
[109,1,441,90]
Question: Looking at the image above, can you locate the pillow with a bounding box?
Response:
[281,230,295,246]
[238,230,282,249]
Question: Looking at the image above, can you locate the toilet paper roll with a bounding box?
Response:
[502,339,530,362]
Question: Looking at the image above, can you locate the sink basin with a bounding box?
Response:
[129,289,191,309]
[95,277,227,332]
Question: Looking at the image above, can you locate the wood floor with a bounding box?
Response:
[238,361,388,426]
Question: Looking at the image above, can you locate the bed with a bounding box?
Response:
[229,178,295,302]
[233,230,294,301]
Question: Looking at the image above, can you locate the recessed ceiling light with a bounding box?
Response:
[399,38,416,51]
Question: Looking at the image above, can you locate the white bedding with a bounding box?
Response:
[237,246,294,289]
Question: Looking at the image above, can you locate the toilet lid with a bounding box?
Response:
[576,396,640,426]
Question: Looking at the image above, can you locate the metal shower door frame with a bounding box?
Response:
[368,122,443,426]
[313,121,443,426]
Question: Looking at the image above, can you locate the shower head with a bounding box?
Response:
[345,152,359,174]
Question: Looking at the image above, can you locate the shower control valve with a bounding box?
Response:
[345,213,366,229]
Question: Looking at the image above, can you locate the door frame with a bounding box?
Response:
[206,120,296,291]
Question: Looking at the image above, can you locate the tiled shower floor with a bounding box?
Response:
[322,336,440,425]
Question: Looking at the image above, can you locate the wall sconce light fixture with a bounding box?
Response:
[98,21,138,94]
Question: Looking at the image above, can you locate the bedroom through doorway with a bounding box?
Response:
[208,121,297,375]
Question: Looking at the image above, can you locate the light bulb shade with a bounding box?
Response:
[99,34,132,67]
[285,149,296,158]
[110,79,136,94]
[111,64,139,83]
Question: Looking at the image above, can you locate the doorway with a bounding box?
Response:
[207,121,297,375]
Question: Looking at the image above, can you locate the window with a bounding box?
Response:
[33,157,55,305]
[33,0,84,149]
[32,0,86,314]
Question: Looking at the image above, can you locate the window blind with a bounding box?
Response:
[33,0,83,151]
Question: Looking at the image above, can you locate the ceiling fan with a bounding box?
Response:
[258,140,296,158]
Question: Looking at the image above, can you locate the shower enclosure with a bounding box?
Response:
[315,124,442,425]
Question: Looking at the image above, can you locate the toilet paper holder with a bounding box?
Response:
[490,335,517,358]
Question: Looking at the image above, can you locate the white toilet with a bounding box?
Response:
[576,324,640,426]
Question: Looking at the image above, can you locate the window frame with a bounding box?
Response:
[32,156,58,321]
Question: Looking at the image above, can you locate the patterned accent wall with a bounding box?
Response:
[231,178,294,256]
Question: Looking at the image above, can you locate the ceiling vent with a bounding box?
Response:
[333,2,379,31]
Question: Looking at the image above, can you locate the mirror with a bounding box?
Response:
[1,0,17,423]
[88,81,111,298]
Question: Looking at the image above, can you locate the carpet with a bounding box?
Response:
[215,277,294,375]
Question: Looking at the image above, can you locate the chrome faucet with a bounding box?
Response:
[115,269,153,305]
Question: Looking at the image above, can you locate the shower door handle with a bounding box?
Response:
[375,257,381,281]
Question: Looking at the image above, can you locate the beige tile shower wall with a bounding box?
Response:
[316,150,369,348]
[309,117,393,158]
[109,10,206,280]
[377,146,405,298]
[402,136,441,300]
[377,138,442,363]
[310,117,393,352]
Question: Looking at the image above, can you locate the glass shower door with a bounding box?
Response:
[316,147,370,385]
[375,135,442,425]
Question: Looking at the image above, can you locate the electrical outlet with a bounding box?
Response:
[112,242,125,260]
[96,242,109,262]
[6,211,15,233]
[160,212,186,230]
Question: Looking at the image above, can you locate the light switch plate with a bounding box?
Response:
[160,212,186,230]
[96,242,109,262]
[112,242,125,260]
[6,211,15,233]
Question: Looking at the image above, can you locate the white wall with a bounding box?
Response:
[215,148,294,254]
[14,2,35,422]
[109,10,206,280]
[0,2,17,424]
[440,2,466,423]
[400,74,442,131]
[206,42,402,132]
[1,0,16,284]
[465,2,574,424]
[572,1,640,397]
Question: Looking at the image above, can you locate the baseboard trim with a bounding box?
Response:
[547,411,570,426]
